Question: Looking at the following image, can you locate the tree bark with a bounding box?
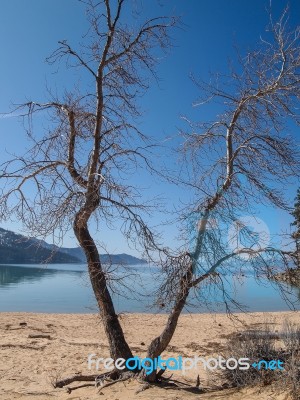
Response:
[143,267,192,382]
[74,213,133,362]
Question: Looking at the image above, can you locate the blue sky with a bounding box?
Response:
[0,0,299,255]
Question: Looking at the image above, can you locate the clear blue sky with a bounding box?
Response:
[0,0,299,255]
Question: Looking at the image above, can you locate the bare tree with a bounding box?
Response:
[142,7,300,382]
[0,0,175,367]
[1,1,300,392]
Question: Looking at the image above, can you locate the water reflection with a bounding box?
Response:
[0,264,82,287]
[0,264,299,313]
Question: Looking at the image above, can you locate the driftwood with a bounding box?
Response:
[54,370,135,393]
[66,383,95,394]
[28,334,51,340]
[54,368,204,395]
[54,374,100,388]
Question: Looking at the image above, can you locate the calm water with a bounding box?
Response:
[0,263,299,313]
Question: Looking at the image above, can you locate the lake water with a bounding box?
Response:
[0,263,299,313]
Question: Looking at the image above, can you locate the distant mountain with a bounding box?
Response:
[32,238,146,264]
[0,227,146,265]
[99,253,147,265]
[0,228,80,264]
[50,246,147,265]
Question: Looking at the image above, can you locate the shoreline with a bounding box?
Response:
[1,309,299,314]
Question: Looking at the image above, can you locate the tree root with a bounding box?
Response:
[135,382,151,394]
[157,368,168,379]
[164,386,204,393]
[54,369,203,395]
[97,371,134,391]
[163,374,204,393]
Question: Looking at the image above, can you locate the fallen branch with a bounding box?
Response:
[55,370,135,393]
[0,344,46,351]
[54,374,99,388]
[28,334,51,340]
[66,383,95,394]
[55,369,122,389]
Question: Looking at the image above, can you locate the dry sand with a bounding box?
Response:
[0,311,299,400]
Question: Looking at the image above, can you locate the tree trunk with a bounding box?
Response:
[74,215,133,362]
[143,268,192,382]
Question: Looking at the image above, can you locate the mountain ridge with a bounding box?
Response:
[0,227,146,265]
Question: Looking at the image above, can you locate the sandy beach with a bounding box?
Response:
[0,311,299,400]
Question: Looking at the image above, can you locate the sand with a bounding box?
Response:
[0,311,299,400]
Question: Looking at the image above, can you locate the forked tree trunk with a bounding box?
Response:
[74,215,133,362]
